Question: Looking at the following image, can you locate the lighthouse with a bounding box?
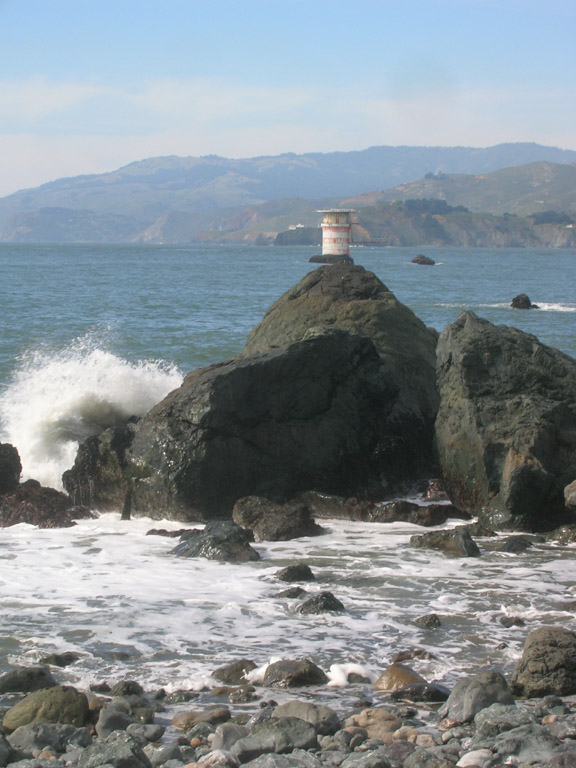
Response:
[312,209,355,264]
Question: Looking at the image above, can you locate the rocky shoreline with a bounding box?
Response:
[1,624,576,768]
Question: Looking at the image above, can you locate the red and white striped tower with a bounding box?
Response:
[317,209,355,258]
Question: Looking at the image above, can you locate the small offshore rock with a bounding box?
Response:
[172,521,260,563]
[275,564,315,583]
[410,527,481,557]
[511,293,535,309]
[411,254,435,266]
[277,587,307,599]
[510,625,576,697]
[0,667,57,694]
[493,534,534,553]
[499,615,525,628]
[414,614,441,629]
[439,669,514,723]
[39,652,80,668]
[262,660,328,688]
[298,592,344,615]
[212,660,257,685]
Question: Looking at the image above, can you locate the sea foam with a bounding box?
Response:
[0,340,182,490]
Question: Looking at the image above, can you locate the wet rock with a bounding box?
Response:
[297,592,344,614]
[7,722,92,757]
[2,685,90,733]
[510,626,576,697]
[0,443,21,495]
[390,683,450,703]
[373,664,427,692]
[64,327,409,520]
[110,681,145,697]
[511,293,536,309]
[275,564,315,583]
[277,587,307,599]
[232,497,324,542]
[262,660,328,688]
[439,669,514,723]
[273,702,341,736]
[546,524,576,544]
[411,254,435,266]
[499,615,525,628]
[0,667,57,695]
[414,614,441,629]
[78,730,152,768]
[0,480,95,529]
[409,527,481,558]
[39,652,80,668]
[391,649,435,664]
[171,521,260,563]
[366,501,468,527]
[213,660,257,685]
[565,481,576,511]
[493,534,534,553]
[435,310,576,531]
[172,707,231,731]
[230,717,319,763]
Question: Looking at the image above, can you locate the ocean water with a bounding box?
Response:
[0,242,575,707]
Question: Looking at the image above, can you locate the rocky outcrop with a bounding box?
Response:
[510,626,576,697]
[0,480,95,528]
[64,328,409,520]
[232,497,324,541]
[409,527,481,557]
[435,311,576,531]
[170,521,260,563]
[511,293,537,309]
[411,254,435,265]
[0,443,21,494]
[243,264,438,448]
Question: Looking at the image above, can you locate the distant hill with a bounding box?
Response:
[1,142,575,233]
[343,161,576,217]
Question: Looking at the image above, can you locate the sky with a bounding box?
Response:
[0,0,575,197]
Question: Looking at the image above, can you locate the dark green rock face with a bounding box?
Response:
[435,311,576,531]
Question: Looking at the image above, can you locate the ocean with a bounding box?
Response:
[0,242,575,708]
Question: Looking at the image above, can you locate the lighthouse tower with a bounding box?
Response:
[315,209,355,263]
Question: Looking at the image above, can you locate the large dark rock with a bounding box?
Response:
[0,443,21,494]
[435,311,576,531]
[261,659,328,688]
[243,263,439,471]
[232,497,324,541]
[0,666,57,694]
[409,527,481,557]
[510,626,576,697]
[0,480,95,528]
[64,329,400,520]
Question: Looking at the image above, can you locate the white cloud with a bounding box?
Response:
[0,77,112,122]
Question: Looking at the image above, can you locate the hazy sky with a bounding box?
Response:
[1,0,575,196]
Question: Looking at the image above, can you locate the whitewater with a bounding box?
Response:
[0,242,575,703]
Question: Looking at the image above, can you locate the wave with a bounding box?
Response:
[0,339,183,490]
[436,301,576,312]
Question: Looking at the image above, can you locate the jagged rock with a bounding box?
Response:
[7,722,92,757]
[275,564,315,583]
[2,685,90,733]
[232,497,324,541]
[243,263,439,482]
[78,731,152,768]
[511,293,535,309]
[0,480,95,528]
[64,330,402,520]
[439,670,515,723]
[171,521,260,563]
[435,311,576,531]
[213,660,257,685]
[262,660,328,688]
[297,592,344,614]
[409,527,481,557]
[272,701,341,736]
[411,254,435,265]
[510,626,576,697]
[0,667,57,694]
[0,443,21,494]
